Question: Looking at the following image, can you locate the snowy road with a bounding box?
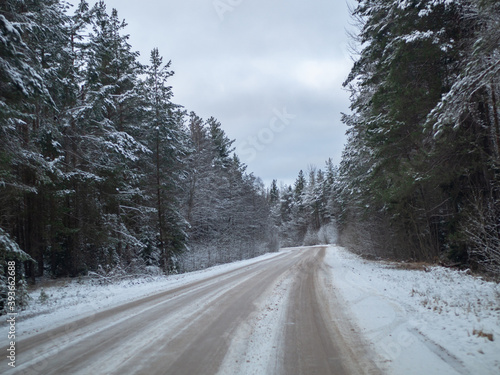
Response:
[2,246,376,375]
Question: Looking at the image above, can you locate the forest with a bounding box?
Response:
[336,0,500,274]
[1,0,500,313]
[0,0,275,293]
[263,0,500,278]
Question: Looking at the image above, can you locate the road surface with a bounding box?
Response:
[2,246,379,375]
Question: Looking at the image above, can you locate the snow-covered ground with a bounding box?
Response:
[325,246,500,375]
[2,246,499,374]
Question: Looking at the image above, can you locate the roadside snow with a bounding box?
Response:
[0,251,283,339]
[325,246,500,375]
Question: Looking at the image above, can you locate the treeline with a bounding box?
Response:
[0,0,273,293]
[336,0,500,274]
[267,160,339,248]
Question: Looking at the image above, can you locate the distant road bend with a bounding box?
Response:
[2,246,379,375]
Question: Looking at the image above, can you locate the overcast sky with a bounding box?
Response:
[68,0,354,186]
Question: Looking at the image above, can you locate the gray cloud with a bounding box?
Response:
[68,0,354,186]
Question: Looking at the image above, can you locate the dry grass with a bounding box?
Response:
[387,261,433,272]
[473,329,494,342]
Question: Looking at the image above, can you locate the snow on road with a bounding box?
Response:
[1,246,499,374]
[3,251,284,341]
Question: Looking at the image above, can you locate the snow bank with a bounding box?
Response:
[325,246,500,375]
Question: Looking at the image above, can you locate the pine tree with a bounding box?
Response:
[141,48,188,271]
[294,170,306,204]
[269,179,280,204]
[68,1,148,271]
[0,0,50,124]
[207,117,234,168]
[0,0,75,279]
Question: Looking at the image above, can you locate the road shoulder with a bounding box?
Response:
[324,246,500,375]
